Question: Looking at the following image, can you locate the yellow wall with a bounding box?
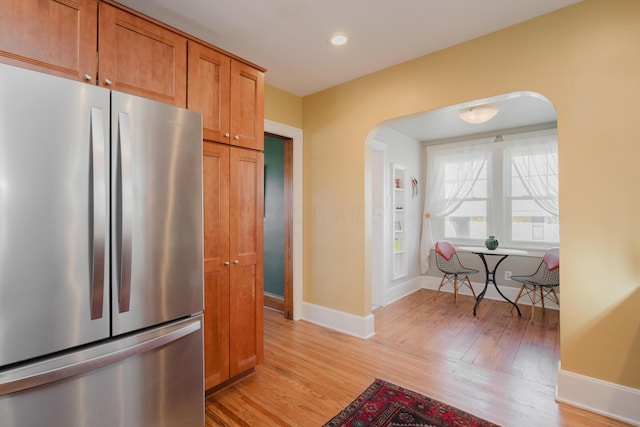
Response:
[264,84,303,129]
[270,0,639,389]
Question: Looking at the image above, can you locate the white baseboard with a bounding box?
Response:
[421,275,559,310]
[298,275,419,339]
[301,302,375,339]
[421,276,637,424]
[556,366,640,426]
[385,276,423,306]
[299,280,637,425]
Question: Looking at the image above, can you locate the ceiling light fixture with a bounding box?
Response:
[459,105,499,124]
[330,34,348,46]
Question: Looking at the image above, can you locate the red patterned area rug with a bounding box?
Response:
[323,379,500,427]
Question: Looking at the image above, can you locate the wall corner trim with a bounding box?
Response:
[301,302,375,339]
[556,366,640,426]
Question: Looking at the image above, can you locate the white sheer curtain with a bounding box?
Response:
[504,130,559,216]
[419,141,492,273]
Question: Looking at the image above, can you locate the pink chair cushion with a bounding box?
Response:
[543,247,560,271]
[436,241,456,261]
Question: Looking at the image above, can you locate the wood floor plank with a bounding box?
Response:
[206,289,631,426]
[470,305,519,370]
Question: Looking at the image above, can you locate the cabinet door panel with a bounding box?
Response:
[229,264,258,376]
[203,142,230,388]
[98,3,187,107]
[187,41,231,144]
[229,148,264,377]
[229,61,264,151]
[203,142,230,271]
[203,270,229,388]
[0,0,97,82]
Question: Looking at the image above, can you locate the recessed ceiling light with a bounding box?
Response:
[330,34,348,46]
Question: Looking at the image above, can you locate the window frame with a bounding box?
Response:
[433,129,558,251]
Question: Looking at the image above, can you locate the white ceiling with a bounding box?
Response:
[115,0,581,97]
[114,0,573,140]
[385,91,558,142]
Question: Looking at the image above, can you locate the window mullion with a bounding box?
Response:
[489,146,504,242]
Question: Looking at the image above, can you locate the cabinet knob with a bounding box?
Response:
[84,74,92,81]
[223,261,230,266]
[104,78,113,85]
[234,135,240,140]
[224,132,230,138]
[233,260,239,264]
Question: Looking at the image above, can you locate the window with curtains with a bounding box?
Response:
[425,128,558,250]
[443,159,488,239]
[507,143,559,244]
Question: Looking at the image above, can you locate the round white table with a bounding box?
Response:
[458,246,528,316]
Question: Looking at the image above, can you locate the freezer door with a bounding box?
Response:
[0,64,111,367]
[111,91,203,335]
[0,315,204,427]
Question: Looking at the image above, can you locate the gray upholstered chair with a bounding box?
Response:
[511,247,560,322]
[434,240,478,306]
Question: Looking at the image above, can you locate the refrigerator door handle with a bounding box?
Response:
[90,107,106,320]
[117,111,133,313]
[0,317,201,396]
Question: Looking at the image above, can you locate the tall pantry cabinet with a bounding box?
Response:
[188,40,265,389]
[200,144,264,388]
[1,0,266,391]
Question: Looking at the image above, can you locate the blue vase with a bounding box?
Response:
[485,235,499,250]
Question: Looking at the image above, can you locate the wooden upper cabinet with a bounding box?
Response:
[188,41,231,143]
[0,0,97,82]
[188,41,264,150]
[230,60,264,151]
[98,3,187,107]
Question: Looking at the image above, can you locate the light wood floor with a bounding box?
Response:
[206,289,631,426]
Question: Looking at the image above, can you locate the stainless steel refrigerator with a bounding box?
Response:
[0,63,204,427]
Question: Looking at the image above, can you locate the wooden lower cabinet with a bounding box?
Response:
[203,141,264,390]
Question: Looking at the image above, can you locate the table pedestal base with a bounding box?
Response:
[473,253,522,317]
